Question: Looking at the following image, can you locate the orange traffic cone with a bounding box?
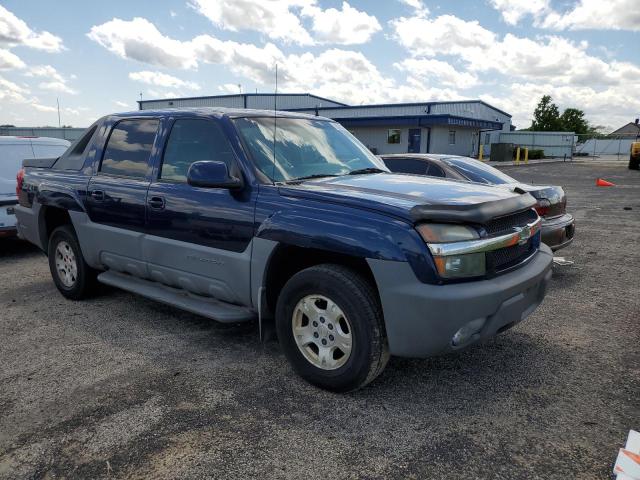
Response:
[596,178,615,187]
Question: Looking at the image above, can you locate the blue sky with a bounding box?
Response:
[1,0,638,129]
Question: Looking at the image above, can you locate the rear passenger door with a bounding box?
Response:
[144,118,255,306]
[84,118,159,277]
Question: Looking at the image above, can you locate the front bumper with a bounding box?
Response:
[368,244,553,358]
[541,213,575,251]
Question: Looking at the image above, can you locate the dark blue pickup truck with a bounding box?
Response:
[15,108,553,391]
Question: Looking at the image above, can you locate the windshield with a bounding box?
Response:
[234,117,387,182]
[442,157,516,185]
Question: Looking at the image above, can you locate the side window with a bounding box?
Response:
[100,119,158,178]
[383,158,427,175]
[448,130,456,145]
[161,119,235,182]
[425,162,446,178]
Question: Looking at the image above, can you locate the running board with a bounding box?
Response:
[97,271,256,323]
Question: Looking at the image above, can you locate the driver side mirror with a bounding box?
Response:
[187,161,243,190]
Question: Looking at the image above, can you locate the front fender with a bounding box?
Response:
[254,186,438,283]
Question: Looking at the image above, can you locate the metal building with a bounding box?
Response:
[0,126,85,142]
[495,131,575,158]
[138,93,512,157]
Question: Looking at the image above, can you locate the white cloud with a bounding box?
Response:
[0,5,64,52]
[0,48,25,70]
[489,0,550,25]
[480,82,639,130]
[490,0,640,31]
[25,65,65,82]
[25,65,77,94]
[190,0,314,45]
[189,0,381,45]
[87,17,198,69]
[395,58,478,89]
[391,14,640,88]
[398,0,429,18]
[391,12,640,130]
[38,81,77,94]
[114,100,132,108]
[541,0,640,31]
[302,2,381,45]
[0,75,29,102]
[390,14,496,58]
[129,71,200,90]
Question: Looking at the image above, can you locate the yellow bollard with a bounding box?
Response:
[515,147,521,164]
[479,144,484,161]
[524,148,529,164]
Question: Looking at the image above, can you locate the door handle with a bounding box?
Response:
[90,190,104,201]
[148,196,165,210]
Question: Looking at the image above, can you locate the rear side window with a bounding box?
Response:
[100,119,158,178]
[53,125,96,170]
[425,162,446,178]
[160,119,235,182]
[383,157,428,175]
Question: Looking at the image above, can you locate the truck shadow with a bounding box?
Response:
[0,238,41,260]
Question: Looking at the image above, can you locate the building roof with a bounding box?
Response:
[610,122,640,135]
[137,93,512,119]
[138,92,347,108]
[289,100,512,119]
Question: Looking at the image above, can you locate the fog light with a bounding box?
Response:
[452,318,486,346]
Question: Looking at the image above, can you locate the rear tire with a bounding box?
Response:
[629,158,640,170]
[276,264,389,392]
[48,225,97,300]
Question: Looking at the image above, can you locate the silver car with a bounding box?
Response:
[381,154,575,251]
[1,136,70,238]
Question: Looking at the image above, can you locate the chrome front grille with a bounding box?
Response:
[484,209,540,273]
[484,209,538,236]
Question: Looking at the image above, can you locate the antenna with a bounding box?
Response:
[56,98,61,128]
[271,63,278,185]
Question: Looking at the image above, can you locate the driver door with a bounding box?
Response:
[143,117,255,306]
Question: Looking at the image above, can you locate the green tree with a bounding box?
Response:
[530,95,562,131]
[560,108,590,134]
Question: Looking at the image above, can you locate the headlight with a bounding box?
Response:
[416,223,479,243]
[416,223,486,279]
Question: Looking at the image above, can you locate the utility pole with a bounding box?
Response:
[56,98,61,128]
[237,84,242,94]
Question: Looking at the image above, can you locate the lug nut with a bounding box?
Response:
[312,321,318,327]
[320,317,325,323]
[321,339,327,345]
[314,332,319,338]
[329,335,334,341]
[328,324,333,330]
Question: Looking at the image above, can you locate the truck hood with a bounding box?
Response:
[279,173,536,224]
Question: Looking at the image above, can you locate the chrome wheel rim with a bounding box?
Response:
[292,294,353,370]
[55,241,77,288]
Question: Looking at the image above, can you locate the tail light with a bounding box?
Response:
[16,168,24,197]
[534,198,551,217]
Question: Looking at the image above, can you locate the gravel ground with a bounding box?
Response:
[0,161,638,479]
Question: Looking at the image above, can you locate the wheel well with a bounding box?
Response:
[41,206,72,247]
[263,245,379,316]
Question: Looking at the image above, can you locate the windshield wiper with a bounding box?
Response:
[286,173,340,183]
[347,167,386,175]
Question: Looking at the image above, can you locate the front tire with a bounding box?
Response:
[48,225,97,300]
[276,264,389,392]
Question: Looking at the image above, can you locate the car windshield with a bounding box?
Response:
[442,157,517,185]
[234,117,387,182]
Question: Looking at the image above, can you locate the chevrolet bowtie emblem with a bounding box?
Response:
[514,225,531,245]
